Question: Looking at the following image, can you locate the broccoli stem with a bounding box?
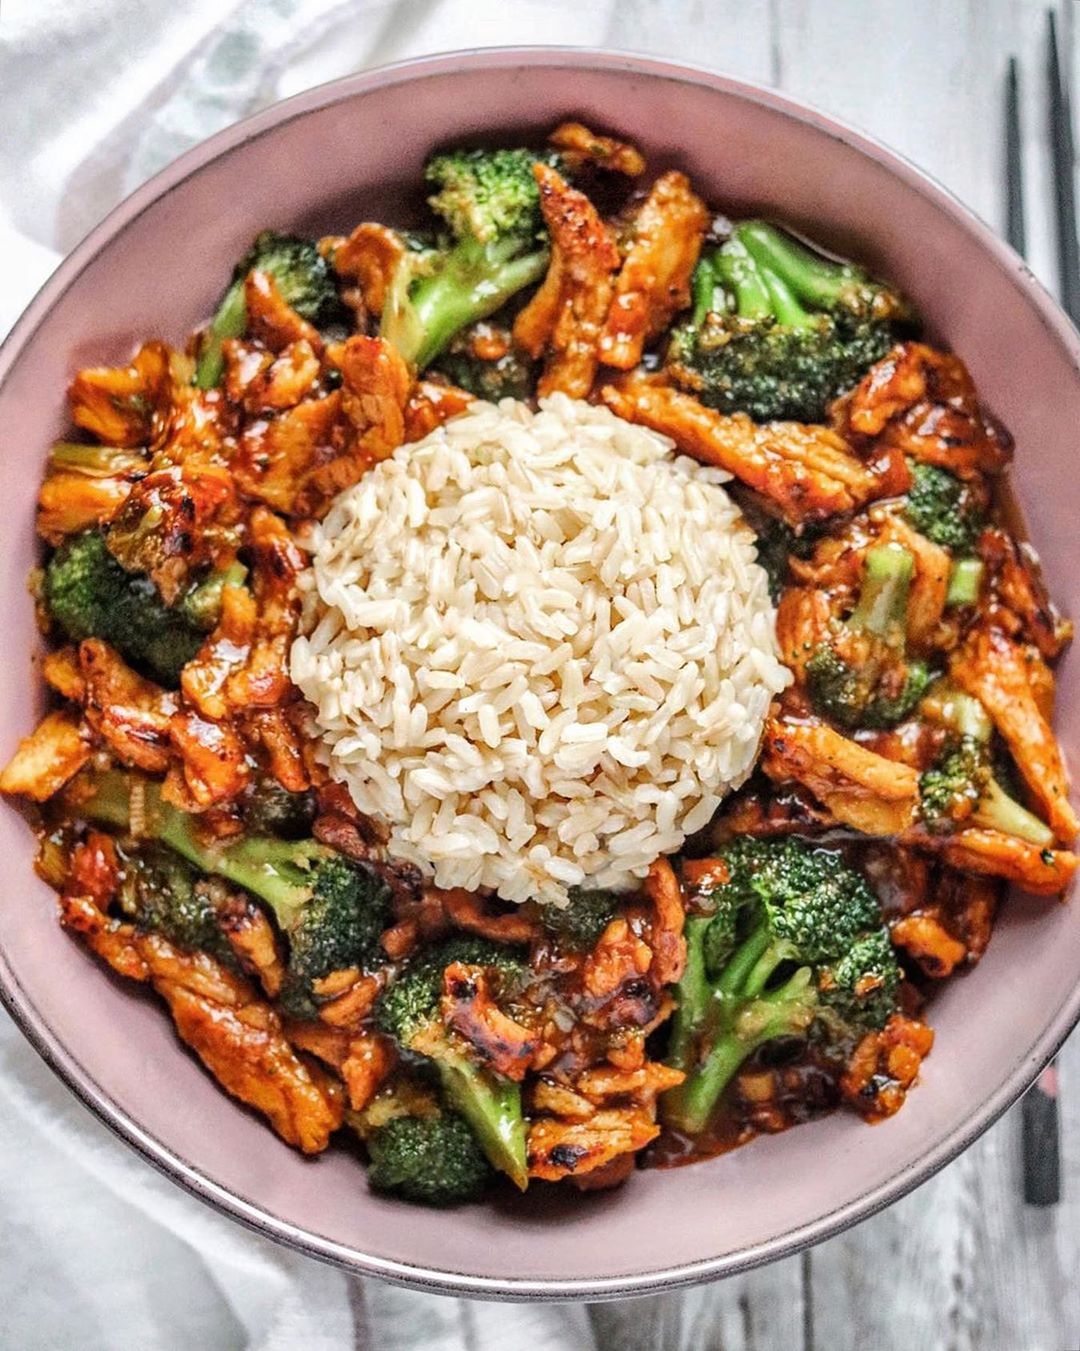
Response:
[195,281,247,390]
[715,243,773,320]
[49,442,147,477]
[922,688,1053,845]
[690,256,722,325]
[735,221,854,309]
[434,1049,529,1191]
[935,688,994,742]
[974,777,1055,846]
[945,557,984,607]
[665,916,713,1071]
[849,543,915,638]
[77,771,330,925]
[757,264,813,328]
[389,237,549,369]
[714,923,778,999]
[664,965,817,1136]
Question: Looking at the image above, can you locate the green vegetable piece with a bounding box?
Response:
[667,220,911,423]
[118,843,234,966]
[195,230,343,389]
[381,147,561,370]
[805,542,931,729]
[918,690,1053,846]
[375,936,531,1189]
[44,530,205,686]
[367,1112,493,1206]
[945,557,984,607]
[540,887,622,951]
[662,837,900,1137]
[78,771,392,1018]
[904,461,986,553]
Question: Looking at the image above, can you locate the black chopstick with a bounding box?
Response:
[1009,29,1064,1206]
[1006,57,1028,258]
[1048,9,1080,324]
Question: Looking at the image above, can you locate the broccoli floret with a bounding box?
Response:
[540,887,622,951]
[366,1111,494,1206]
[904,462,986,553]
[78,771,391,1017]
[918,688,1053,846]
[805,542,931,729]
[432,324,535,401]
[737,498,820,602]
[667,221,910,423]
[752,518,801,602]
[662,837,899,1136]
[380,147,557,370]
[195,230,344,389]
[118,843,235,966]
[903,462,987,608]
[424,148,560,245]
[44,530,206,686]
[817,928,901,1036]
[375,936,530,1189]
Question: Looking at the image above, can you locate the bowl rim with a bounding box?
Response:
[3,43,1080,1303]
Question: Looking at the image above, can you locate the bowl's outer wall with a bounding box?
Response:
[2,53,1080,1296]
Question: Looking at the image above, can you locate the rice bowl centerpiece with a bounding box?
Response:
[290,394,789,906]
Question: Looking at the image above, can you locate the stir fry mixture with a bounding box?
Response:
[2,122,1075,1207]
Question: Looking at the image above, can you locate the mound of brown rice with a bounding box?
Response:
[290,394,789,906]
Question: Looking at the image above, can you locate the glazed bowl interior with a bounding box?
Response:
[2,50,1079,1300]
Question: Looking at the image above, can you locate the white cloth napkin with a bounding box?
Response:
[0,1,639,1346]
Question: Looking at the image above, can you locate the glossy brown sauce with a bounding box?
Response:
[648,1050,842,1168]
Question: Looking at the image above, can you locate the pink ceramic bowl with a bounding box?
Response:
[2,48,1079,1301]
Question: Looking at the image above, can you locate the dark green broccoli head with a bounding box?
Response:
[195,230,344,388]
[919,736,986,831]
[366,1111,493,1206]
[749,839,882,964]
[805,643,931,730]
[540,887,622,951]
[240,777,317,839]
[669,311,895,425]
[692,838,765,973]
[277,856,394,1019]
[805,542,931,730]
[118,843,235,965]
[695,837,881,971]
[702,893,742,974]
[818,928,902,1037]
[375,936,529,1046]
[75,771,394,1013]
[44,530,204,686]
[424,147,561,244]
[175,562,248,632]
[904,462,986,553]
[232,231,342,326]
[373,934,531,1190]
[667,221,910,424]
[743,510,819,602]
[432,330,535,402]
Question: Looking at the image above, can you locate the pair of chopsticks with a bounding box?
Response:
[1008,12,1080,315]
[1006,9,1077,1208]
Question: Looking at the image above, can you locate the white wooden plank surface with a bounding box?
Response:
[585,4,1080,1348]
